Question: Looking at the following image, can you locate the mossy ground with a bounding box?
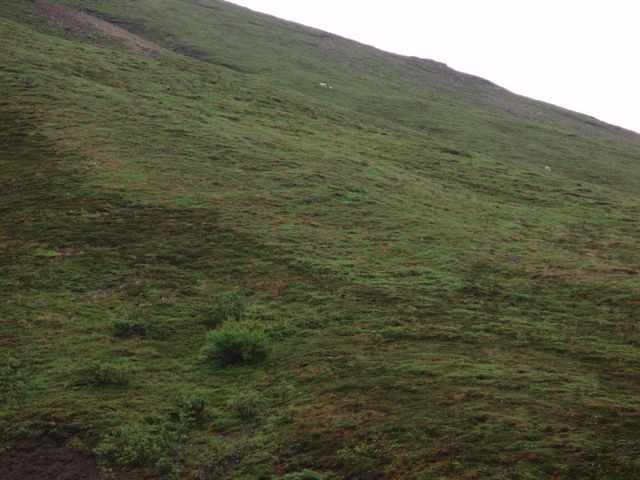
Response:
[1,1,639,479]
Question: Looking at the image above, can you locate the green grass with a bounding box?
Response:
[1,0,639,478]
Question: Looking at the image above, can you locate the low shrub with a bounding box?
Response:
[77,362,131,386]
[203,292,246,327]
[170,394,208,427]
[112,318,148,338]
[192,436,248,480]
[95,421,185,473]
[227,392,264,421]
[201,326,268,366]
[96,395,210,475]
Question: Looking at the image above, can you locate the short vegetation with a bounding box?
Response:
[76,363,131,387]
[1,0,639,478]
[281,471,326,480]
[95,421,185,472]
[95,395,208,475]
[203,291,246,327]
[201,326,268,366]
[169,394,208,427]
[112,318,148,338]
[227,391,265,421]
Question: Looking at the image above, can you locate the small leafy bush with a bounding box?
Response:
[227,392,264,421]
[77,363,131,386]
[201,326,268,366]
[170,394,208,427]
[95,421,185,472]
[96,395,210,475]
[203,292,246,326]
[112,318,148,338]
[281,470,326,480]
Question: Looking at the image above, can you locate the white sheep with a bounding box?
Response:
[544,165,552,173]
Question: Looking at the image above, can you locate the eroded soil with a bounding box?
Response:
[0,437,101,480]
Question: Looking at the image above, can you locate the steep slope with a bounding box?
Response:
[33,0,640,191]
[1,1,639,479]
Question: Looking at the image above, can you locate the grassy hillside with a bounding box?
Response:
[1,1,639,479]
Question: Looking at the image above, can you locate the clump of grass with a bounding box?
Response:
[33,248,59,258]
[201,326,268,366]
[77,362,131,386]
[337,441,385,476]
[439,146,471,157]
[281,470,327,480]
[112,318,148,338]
[192,436,248,480]
[203,291,246,327]
[227,392,264,421]
[0,354,26,403]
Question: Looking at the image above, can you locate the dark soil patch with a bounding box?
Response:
[0,437,100,480]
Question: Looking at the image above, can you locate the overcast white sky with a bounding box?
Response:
[229,0,640,133]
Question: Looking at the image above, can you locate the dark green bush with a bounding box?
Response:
[203,291,246,326]
[281,470,326,480]
[201,326,268,366]
[170,394,208,427]
[112,318,148,338]
[77,363,130,386]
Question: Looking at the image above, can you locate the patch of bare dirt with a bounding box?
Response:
[30,0,167,57]
[0,437,101,480]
